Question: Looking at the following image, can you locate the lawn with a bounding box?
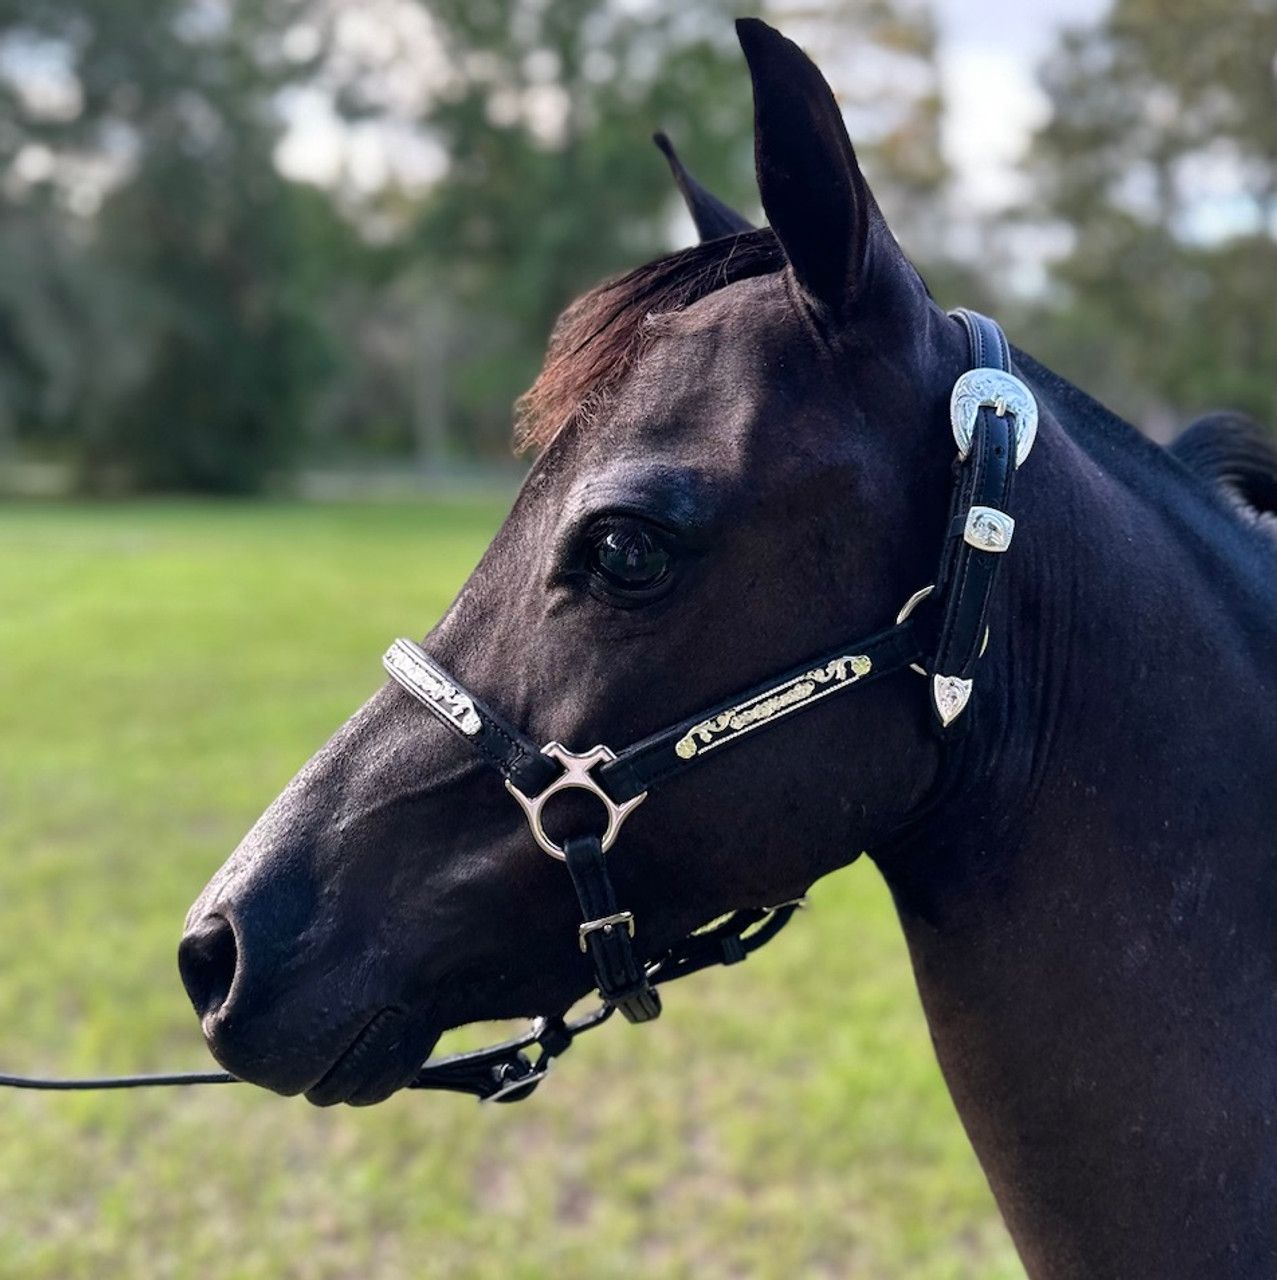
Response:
[0,500,1023,1280]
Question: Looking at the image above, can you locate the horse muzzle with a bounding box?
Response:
[178,903,439,1105]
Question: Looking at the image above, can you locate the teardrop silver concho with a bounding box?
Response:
[950,368,1038,467]
[930,675,973,728]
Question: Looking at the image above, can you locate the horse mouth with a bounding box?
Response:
[304,1007,418,1107]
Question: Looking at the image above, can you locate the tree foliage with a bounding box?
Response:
[393,0,949,454]
[0,0,342,490]
[1020,0,1277,432]
[396,1,754,453]
[0,0,950,484]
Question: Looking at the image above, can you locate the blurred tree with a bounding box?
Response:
[0,0,954,479]
[390,1,753,455]
[394,0,949,455]
[0,0,347,490]
[1019,0,1276,434]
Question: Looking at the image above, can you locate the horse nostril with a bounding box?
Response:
[178,914,239,1021]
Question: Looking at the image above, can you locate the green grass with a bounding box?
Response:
[0,500,1023,1280]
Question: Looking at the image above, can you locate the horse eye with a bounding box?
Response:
[586,521,673,594]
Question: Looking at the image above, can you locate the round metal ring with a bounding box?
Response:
[504,742,647,860]
[894,583,989,674]
[895,584,935,676]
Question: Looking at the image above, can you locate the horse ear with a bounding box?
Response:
[736,18,876,317]
[653,132,754,242]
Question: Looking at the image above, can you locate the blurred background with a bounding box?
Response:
[0,3,1272,1278]
[0,0,1272,496]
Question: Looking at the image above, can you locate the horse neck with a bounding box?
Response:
[872,380,1277,1278]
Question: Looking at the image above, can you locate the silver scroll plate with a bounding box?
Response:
[950,368,1037,468]
[672,654,873,762]
[383,638,482,736]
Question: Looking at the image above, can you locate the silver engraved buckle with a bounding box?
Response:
[950,368,1038,467]
[505,743,647,861]
[578,911,635,952]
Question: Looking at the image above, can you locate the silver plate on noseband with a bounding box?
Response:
[505,743,647,861]
[384,638,481,736]
[950,368,1037,467]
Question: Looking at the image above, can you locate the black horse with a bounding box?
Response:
[179,20,1276,1278]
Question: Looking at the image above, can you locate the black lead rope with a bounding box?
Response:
[0,1069,237,1091]
[0,310,1033,1104]
[0,902,803,1103]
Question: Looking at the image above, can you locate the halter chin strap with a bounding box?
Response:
[377,309,1038,1096]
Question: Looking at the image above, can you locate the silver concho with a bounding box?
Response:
[931,674,973,727]
[950,368,1037,467]
[963,505,1015,553]
[383,638,482,736]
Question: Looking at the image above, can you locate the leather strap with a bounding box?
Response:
[925,309,1021,728]
[598,619,925,804]
[563,834,662,1023]
[952,307,1010,373]
[931,407,1015,679]
[383,640,559,797]
[472,708,560,798]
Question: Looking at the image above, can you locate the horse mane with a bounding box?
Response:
[516,229,785,452]
[1169,412,1277,526]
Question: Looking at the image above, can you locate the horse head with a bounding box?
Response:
[178,19,972,1106]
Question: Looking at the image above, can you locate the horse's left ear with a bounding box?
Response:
[653,132,754,242]
[737,18,898,319]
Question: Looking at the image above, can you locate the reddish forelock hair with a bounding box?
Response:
[515,229,784,452]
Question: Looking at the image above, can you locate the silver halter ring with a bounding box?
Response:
[505,743,647,860]
[895,584,988,676]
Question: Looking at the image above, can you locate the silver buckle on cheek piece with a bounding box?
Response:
[503,743,647,860]
[578,911,635,952]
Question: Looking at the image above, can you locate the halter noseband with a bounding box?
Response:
[378,309,1037,1100]
[0,311,1035,1104]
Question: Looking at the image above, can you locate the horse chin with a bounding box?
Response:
[301,1007,442,1108]
[199,996,443,1107]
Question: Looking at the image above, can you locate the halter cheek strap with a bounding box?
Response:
[928,309,1035,728]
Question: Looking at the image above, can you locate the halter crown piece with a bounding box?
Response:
[0,311,1035,1103]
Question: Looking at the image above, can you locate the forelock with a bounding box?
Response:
[515,229,784,452]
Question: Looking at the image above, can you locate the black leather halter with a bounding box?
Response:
[0,311,1036,1104]
[374,309,1037,1098]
